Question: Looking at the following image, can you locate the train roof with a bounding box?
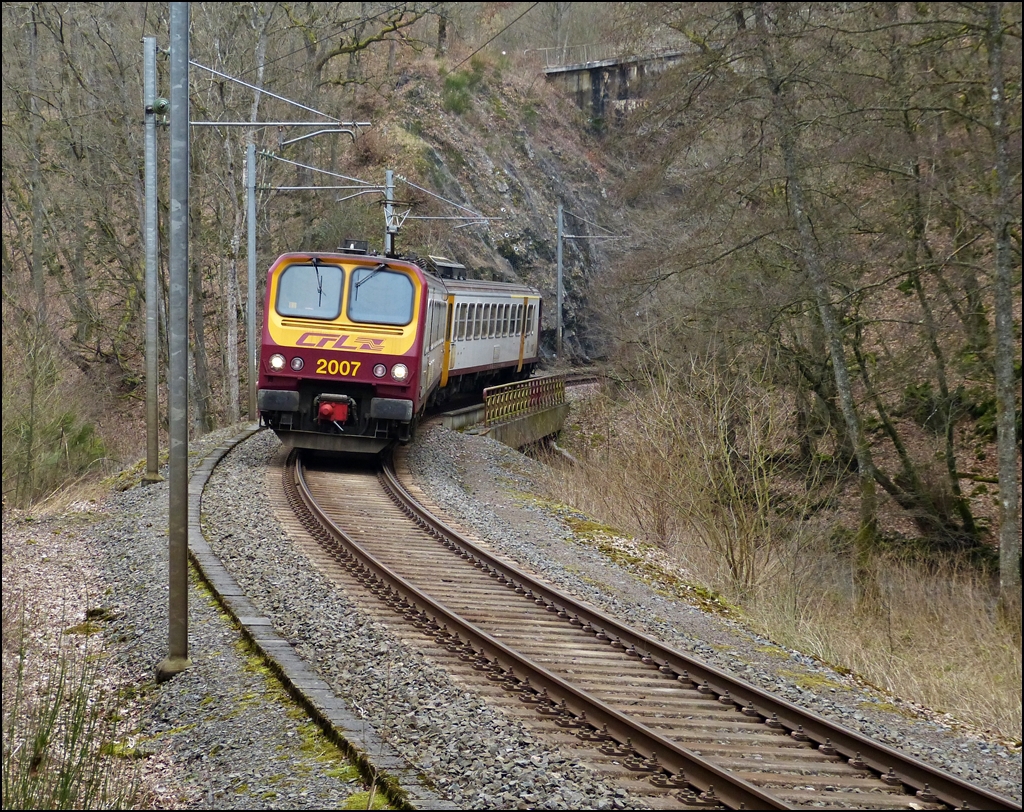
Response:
[270,251,539,296]
[441,277,540,297]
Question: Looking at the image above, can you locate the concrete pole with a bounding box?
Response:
[143,37,164,485]
[157,1,191,683]
[556,204,563,359]
[247,142,258,420]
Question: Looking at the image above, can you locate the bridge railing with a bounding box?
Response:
[526,42,689,70]
[483,375,566,427]
[526,44,620,68]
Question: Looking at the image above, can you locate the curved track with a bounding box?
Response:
[283,447,1019,811]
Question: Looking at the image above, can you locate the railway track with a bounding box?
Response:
[281,446,1020,811]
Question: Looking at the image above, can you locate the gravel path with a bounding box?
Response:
[2,420,1020,809]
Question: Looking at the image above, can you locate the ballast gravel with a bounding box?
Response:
[3,418,1021,809]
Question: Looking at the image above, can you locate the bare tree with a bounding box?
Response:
[984,1,1022,599]
[751,3,879,587]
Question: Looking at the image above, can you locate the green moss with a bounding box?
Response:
[149,722,198,737]
[341,790,390,810]
[99,739,154,759]
[64,621,102,636]
[779,669,848,692]
[102,456,156,493]
[325,764,361,782]
[513,494,737,615]
[297,721,340,761]
[855,698,927,721]
[755,645,789,658]
[563,515,620,539]
[85,606,116,622]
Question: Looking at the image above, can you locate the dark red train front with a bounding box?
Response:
[257,251,444,454]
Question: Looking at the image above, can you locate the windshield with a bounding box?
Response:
[276,262,343,320]
[348,266,414,325]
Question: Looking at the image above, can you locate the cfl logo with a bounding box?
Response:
[296,333,386,352]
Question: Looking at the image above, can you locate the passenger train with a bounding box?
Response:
[257,247,542,454]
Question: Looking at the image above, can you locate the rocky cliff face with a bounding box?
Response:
[296,55,619,362]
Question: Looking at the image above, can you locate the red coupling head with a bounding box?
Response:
[318,401,349,422]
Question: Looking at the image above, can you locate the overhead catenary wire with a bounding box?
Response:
[396,174,495,219]
[262,152,377,185]
[190,60,345,122]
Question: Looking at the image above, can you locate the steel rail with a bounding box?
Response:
[291,453,790,810]
[378,454,1022,812]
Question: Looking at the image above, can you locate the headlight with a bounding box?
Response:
[269,353,286,371]
[290,357,304,371]
[372,363,387,378]
[391,363,409,382]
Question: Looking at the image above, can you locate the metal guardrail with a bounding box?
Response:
[483,376,565,427]
[526,43,688,70]
[527,44,620,68]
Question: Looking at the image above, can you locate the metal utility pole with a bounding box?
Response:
[247,142,257,420]
[384,169,397,256]
[556,204,564,358]
[191,65,368,422]
[143,37,164,485]
[156,1,191,683]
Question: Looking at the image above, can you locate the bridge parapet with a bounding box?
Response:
[536,44,688,126]
[440,376,569,450]
[484,375,566,426]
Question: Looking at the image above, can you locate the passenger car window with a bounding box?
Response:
[276,262,344,320]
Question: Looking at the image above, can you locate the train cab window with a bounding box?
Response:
[348,265,414,325]
[526,304,536,335]
[276,262,344,320]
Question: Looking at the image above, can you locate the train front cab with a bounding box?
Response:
[257,253,438,454]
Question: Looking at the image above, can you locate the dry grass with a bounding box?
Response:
[542,379,1023,740]
[744,552,1022,738]
[1,595,145,809]
[1,507,152,809]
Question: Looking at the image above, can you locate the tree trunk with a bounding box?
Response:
[884,6,978,541]
[29,5,46,324]
[754,3,878,592]
[436,5,448,58]
[986,2,1021,600]
[190,257,214,434]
